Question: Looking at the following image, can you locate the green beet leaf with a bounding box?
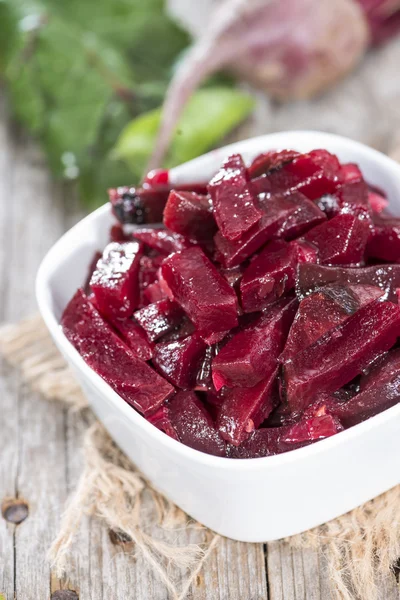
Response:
[113,87,255,175]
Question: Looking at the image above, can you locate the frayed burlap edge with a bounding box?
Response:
[1,315,400,600]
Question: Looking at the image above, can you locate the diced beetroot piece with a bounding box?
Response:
[134,299,184,342]
[168,391,226,456]
[142,282,166,305]
[61,289,174,415]
[277,192,327,240]
[214,194,301,268]
[301,396,343,419]
[240,241,297,312]
[90,241,143,319]
[109,185,171,225]
[152,334,206,389]
[110,224,131,243]
[84,251,102,294]
[368,191,389,214]
[163,190,217,242]
[147,405,179,440]
[331,349,400,427]
[367,215,400,262]
[160,247,239,344]
[248,149,300,179]
[138,255,159,295]
[252,151,341,200]
[208,154,263,241]
[280,414,343,444]
[281,284,384,363]
[297,263,400,302]
[111,317,154,361]
[229,415,343,459]
[291,240,318,264]
[134,227,191,254]
[302,213,369,265]
[212,298,297,390]
[217,370,278,446]
[336,181,370,216]
[340,163,363,184]
[284,299,400,412]
[227,426,293,458]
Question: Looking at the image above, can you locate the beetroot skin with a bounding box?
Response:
[62,146,400,458]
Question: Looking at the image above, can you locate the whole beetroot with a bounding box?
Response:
[148,0,399,169]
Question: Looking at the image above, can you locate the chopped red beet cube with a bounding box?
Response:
[280,414,344,444]
[297,263,400,302]
[331,349,400,427]
[160,247,239,343]
[61,289,174,415]
[367,215,400,262]
[336,180,370,216]
[110,224,131,243]
[284,299,400,412]
[217,369,278,446]
[168,391,226,456]
[90,241,143,319]
[142,282,166,305]
[212,298,297,389]
[340,163,363,184]
[84,251,102,294]
[368,191,389,214]
[240,241,297,312]
[248,149,300,179]
[134,299,184,342]
[147,405,179,440]
[291,239,318,264]
[152,334,206,389]
[302,213,370,265]
[281,284,384,363]
[163,190,216,242]
[134,227,191,254]
[214,194,301,268]
[252,150,341,200]
[229,414,342,458]
[208,154,262,241]
[276,192,327,240]
[111,317,154,361]
[109,185,171,225]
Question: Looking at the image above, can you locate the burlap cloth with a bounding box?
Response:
[1,314,400,600]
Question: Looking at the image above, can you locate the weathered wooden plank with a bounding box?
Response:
[267,541,335,600]
[0,93,18,600]
[0,103,70,600]
[192,537,268,600]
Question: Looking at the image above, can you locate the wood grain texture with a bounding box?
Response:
[1,33,400,600]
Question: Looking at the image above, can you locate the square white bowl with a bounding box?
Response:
[36,131,400,542]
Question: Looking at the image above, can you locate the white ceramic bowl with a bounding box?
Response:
[36,131,400,542]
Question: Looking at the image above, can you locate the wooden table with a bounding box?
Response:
[2,36,400,599]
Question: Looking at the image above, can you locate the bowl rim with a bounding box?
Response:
[36,129,400,471]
